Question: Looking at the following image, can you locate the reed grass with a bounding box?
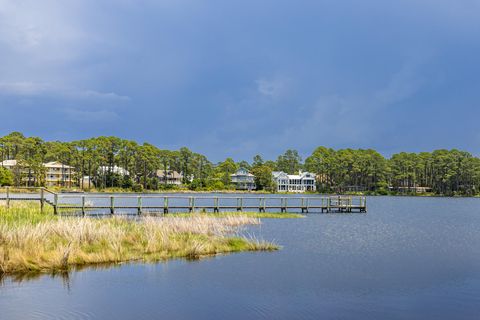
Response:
[0,202,277,275]
[174,211,304,219]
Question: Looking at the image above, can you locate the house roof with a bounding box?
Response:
[156,170,183,179]
[272,171,288,178]
[44,161,75,169]
[231,169,254,177]
[273,171,316,180]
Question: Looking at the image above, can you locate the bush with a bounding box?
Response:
[0,167,13,186]
[132,183,144,192]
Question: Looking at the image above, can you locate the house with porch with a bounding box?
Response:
[1,160,75,187]
[272,170,316,193]
[231,168,256,190]
[156,170,183,185]
[44,161,75,187]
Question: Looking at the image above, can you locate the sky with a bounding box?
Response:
[1,0,480,162]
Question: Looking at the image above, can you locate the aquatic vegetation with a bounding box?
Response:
[0,203,277,275]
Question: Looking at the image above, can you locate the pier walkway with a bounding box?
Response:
[0,187,367,215]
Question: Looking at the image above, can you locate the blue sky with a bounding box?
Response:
[1,0,479,162]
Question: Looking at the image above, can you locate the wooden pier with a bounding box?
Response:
[0,187,367,215]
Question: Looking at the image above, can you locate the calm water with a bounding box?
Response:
[1,196,480,319]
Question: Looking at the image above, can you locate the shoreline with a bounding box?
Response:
[2,186,480,198]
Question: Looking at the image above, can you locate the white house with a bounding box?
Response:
[272,170,316,193]
[0,159,19,170]
[98,165,130,176]
[231,169,256,190]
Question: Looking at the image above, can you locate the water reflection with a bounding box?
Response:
[1,197,480,320]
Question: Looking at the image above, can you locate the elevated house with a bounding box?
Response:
[44,161,75,187]
[230,168,256,190]
[272,170,316,193]
[1,160,75,187]
[156,170,183,186]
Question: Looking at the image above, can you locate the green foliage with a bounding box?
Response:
[2,132,480,196]
[215,158,238,187]
[0,167,14,186]
[276,149,302,174]
[132,183,144,192]
[251,165,275,191]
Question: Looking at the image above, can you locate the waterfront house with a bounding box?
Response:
[1,160,75,187]
[231,169,256,190]
[156,170,183,185]
[44,161,75,187]
[272,170,316,193]
[98,165,130,176]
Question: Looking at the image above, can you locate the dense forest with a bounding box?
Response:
[1,132,480,196]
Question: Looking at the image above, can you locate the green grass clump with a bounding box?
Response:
[0,202,277,275]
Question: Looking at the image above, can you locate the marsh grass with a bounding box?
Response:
[0,202,277,275]
[174,211,304,219]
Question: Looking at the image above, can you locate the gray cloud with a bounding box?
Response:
[1,0,480,161]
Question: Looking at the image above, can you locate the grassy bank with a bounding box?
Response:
[0,203,277,275]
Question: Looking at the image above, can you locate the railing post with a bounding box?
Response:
[189,197,195,213]
[81,195,86,216]
[214,197,219,213]
[301,198,305,213]
[40,188,45,213]
[281,197,286,213]
[164,197,169,214]
[6,186,10,209]
[110,196,115,215]
[137,196,142,215]
[237,197,243,211]
[53,193,58,215]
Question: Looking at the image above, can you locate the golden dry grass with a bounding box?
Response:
[0,202,277,274]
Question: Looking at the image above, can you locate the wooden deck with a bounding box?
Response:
[0,187,367,215]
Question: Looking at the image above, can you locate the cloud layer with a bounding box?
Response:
[1,0,480,161]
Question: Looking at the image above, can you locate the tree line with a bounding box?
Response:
[1,132,480,196]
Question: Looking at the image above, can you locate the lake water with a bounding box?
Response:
[1,196,480,319]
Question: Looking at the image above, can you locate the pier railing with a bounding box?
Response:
[0,187,367,214]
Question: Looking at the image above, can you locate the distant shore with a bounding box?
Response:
[2,186,480,198]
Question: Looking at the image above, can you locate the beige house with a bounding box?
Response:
[156,170,183,185]
[1,160,75,187]
[44,161,75,187]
